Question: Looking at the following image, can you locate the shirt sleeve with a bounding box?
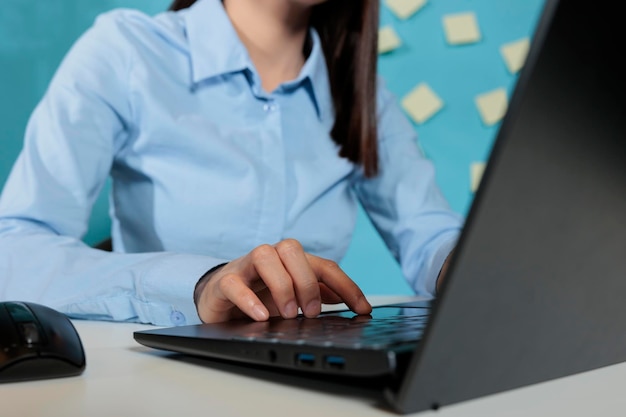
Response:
[0,11,226,326]
[351,80,464,297]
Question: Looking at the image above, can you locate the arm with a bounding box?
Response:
[0,12,224,326]
[351,82,463,297]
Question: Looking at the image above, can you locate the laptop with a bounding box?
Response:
[134,0,626,413]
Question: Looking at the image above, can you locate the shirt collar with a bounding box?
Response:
[283,29,332,122]
[182,0,250,83]
[181,0,332,121]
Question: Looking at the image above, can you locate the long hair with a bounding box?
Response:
[169,0,380,177]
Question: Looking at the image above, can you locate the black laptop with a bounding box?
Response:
[134,0,626,413]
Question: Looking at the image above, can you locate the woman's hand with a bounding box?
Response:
[194,239,372,323]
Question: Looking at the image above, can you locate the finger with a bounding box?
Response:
[306,255,372,315]
[319,282,343,304]
[248,244,299,319]
[214,272,270,322]
[275,239,321,318]
[254,287,283,317]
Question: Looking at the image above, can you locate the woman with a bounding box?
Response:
[0,0,462,326]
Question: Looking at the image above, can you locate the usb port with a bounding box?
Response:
[324,355,345,370]
[295,353,315,367]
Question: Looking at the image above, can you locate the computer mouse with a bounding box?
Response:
[0,301,86,382]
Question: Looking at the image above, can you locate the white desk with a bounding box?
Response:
[2,296,626,417]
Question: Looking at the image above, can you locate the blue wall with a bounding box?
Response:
[0,0,545,294]
[343,0,545,294]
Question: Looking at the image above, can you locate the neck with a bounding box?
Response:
[223,0,312,92]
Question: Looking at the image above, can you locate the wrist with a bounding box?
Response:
[193,262,228,307]
[436,248,455,295]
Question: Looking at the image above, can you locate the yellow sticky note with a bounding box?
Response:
[475,88,508,126]
[470,161,486,192]
[442,12,481,45]
[385,0,427,20]
[401,83,444,124]
[378,26,402,54]
[500,38,530,74]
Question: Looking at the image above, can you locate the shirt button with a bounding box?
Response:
[170,310,186,326]
[263,102,278,112]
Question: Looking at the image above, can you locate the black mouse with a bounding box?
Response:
[0,301,86,382]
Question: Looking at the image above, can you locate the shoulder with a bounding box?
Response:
[375,76,417,142]
[56,7,190,82]
[375,76,395,108]
[81,8,187,55]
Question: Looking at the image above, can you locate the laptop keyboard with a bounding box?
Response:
[232,307,430,349]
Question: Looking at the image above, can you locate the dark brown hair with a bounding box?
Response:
[169,0,380,176]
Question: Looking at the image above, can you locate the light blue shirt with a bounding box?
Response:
[0,0,463,326]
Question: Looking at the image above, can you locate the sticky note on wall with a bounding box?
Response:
[470,162,486,192]
[500,38,530,74]
[385,0,427,20]
[401,83,444,124]
[378,26,402,54]
[475,88,508,126]
[442,12,481,45]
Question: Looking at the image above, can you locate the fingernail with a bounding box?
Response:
[305,300,321,317]
[252,305,269,321]
[284,300,298,318]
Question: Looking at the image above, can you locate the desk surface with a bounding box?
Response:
[2,295,626,417]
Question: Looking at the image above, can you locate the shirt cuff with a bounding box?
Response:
[136,254,230,326]
[423,236,458,297]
